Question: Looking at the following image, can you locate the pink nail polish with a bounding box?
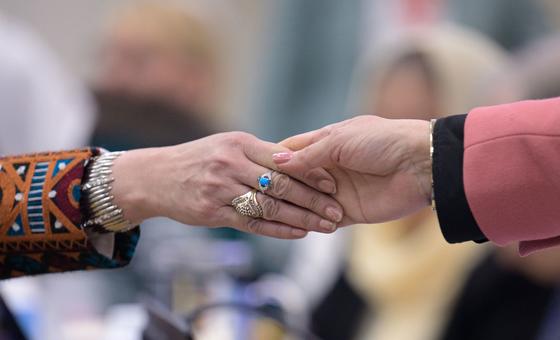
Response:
[272,152,293,164]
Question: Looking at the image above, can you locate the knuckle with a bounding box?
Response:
[271,173,291,199]
[200,176,222,197]
[207,154,233,173]
[246,218,264,235]
[329,127,343,139]
[301,168,314,181]
[301,212,314,229]
[308,193,322,212]
[196,199,216,220]
[303,168,325,181]
[260,195,281,219]
[225,131,252,146]
[214,207,229,224]
[277,225,292,239]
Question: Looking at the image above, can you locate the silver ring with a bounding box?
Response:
[257,171,273,193]
[232,190,263,218]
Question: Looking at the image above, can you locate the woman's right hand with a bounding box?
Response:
[110,132,344,239]
[276,115,432,226]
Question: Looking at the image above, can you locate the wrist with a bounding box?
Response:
[111,148,161,224]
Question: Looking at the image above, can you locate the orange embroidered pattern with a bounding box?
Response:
[0,148,139,278]
[0,149,91,253]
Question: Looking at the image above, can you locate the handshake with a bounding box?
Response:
[112,115,432,239]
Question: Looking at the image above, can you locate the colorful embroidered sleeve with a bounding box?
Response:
[0,148,139,279]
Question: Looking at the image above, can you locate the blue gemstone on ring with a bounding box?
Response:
[259,176,271,188]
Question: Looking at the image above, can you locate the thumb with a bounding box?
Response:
[273,136,334,174]
[280,128,328,151]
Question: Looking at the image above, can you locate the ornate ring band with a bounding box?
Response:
[232,190,263,218]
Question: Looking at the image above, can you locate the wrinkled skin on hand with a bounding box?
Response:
[277,115,432,226]
[111,131,343,239]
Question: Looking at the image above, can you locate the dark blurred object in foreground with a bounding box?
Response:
[312,253,556,340]
[0,296,26,340]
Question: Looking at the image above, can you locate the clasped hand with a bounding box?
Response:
[111,115,431,238]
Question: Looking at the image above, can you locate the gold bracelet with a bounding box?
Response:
[429,119,436,211]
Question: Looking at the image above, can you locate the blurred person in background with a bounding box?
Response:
[417,38,560,338]
[309,25,560,340]
[85,7,257,333]
[88,1,223,323]
[92,1,219,150]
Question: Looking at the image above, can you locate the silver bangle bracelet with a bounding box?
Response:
[81,151,135,233]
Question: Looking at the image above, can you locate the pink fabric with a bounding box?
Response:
[464,98,560,256]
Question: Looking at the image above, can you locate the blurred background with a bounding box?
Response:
[1,0,560,339]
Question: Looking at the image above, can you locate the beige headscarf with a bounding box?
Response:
[353,23,509,116]
[347,24,508,340]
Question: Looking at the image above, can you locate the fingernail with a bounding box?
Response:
[326,207,343,222]
[318,179,336,194]
[272,152,293,164]
[292,228,308,237]
[320,219,337,232]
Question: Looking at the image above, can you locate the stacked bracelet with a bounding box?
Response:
[429,119,437,211]
[81,151,135,233]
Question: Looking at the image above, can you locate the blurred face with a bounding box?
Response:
[373,61,440,120]
[97,25,214,114]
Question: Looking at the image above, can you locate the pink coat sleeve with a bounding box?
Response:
[463,97,560,256]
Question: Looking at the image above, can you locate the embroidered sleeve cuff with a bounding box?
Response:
[0,148,139,278]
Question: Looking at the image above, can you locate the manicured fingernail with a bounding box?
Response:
[320,219,337,232]
[326,207,343,222]
[292,228,308,237]
[272,152,293,164]
[318,179,336,194]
